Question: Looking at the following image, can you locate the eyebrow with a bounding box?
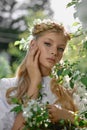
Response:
[46,38,66,46]
[46,38,53,42]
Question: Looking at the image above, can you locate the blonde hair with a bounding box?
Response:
[6,19,71,104]
[32,22,70,42]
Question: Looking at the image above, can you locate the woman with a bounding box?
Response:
[0,19,77,130]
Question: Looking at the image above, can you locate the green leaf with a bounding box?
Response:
[11,97,20,104]
[14,41,20,46]
[85,112,87,118]
[38,83,42,89]
[81,77,87,87]
[70,79,74,88]
[79,120,86,127]
[59,119,65,125]
[72,22,80,26]
[83,40,87,49]
[66,2,76,8]
[73,74,78,80]
[11,105,22,113]
[63,69,71,76]
[19,45,23,50]
[66,0,80,8]
[57,69,63,76]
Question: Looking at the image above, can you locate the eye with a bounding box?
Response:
[44,42,51,46]
[57,47,64,52]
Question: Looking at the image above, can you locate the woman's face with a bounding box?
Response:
[36,32,67,71]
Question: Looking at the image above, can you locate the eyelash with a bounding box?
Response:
[44,42,64,52]
[44,42,51,46]
[57,48,64,52]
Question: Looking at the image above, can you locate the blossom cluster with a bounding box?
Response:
[73,82,87,117]
[22,99,51,130]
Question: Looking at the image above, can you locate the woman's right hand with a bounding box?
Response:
[26,40,41,86]
[25,40,42,99]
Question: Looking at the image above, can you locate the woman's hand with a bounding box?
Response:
[12,112,25,130]
[25,41,42,99]
[51,81,78,112]
[55,85,77,111]
[47,104,63,123]
[47,104,75,124]
[26,41,42,86]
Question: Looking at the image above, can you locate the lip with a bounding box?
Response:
[47,58,55,63]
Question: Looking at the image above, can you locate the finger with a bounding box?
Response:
[56,87,61,98]
[66,89,73,97]
[58,85,66,97]
[34,49,40,64]
[47,104,52,109]
[56,85,64,97]
[47,105,55,113]
[48,105,57,115]
[72,87,77,94]
[49,113,53,119]
[49,113,55,123]
[29,46,38,61]
[50,118,56,123]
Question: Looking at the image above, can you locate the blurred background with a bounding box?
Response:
[0,0,87,88]
[0,0,53,77]
[0,0,87,122]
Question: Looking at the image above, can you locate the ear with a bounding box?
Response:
[29,39,36,47]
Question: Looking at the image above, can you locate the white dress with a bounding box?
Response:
[0,76,57,130]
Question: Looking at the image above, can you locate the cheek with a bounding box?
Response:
[38,46,47,62]
[56,53,63,62]
[39,52,45,63]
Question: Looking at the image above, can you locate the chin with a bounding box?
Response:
[44,64,54,70]
[47,62,55,68]
[40,63,52,71]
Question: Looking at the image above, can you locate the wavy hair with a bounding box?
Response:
[6,19,71,104]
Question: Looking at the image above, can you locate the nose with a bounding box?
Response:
[51,47,57,57]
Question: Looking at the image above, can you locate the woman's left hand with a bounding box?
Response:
[47,104,75,124]
[47,104,63,123]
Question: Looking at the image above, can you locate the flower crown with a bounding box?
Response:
[15,19,69,50]
[29,19,64,36]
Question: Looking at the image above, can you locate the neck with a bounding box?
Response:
[40,65,51,77]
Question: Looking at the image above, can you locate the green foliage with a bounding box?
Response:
[0,54,12,78]
[81,76,87,87]
[11,97,82,130]
[26,10,48,26]
[52,59,87,88]
[7,43,26,74]
[11,98,22,114]
[11,105,22,114]
[74,113,87,128]
[66,0,80,8]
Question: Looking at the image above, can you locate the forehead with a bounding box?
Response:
[37,32,67,45]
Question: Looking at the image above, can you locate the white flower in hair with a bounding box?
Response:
[42,19,54,24]
[33,18,54,25]
[33,19,42,25]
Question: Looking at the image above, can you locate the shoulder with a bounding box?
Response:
[0,77,18,100]
[0,77,18,89]
[0,78,17,127]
